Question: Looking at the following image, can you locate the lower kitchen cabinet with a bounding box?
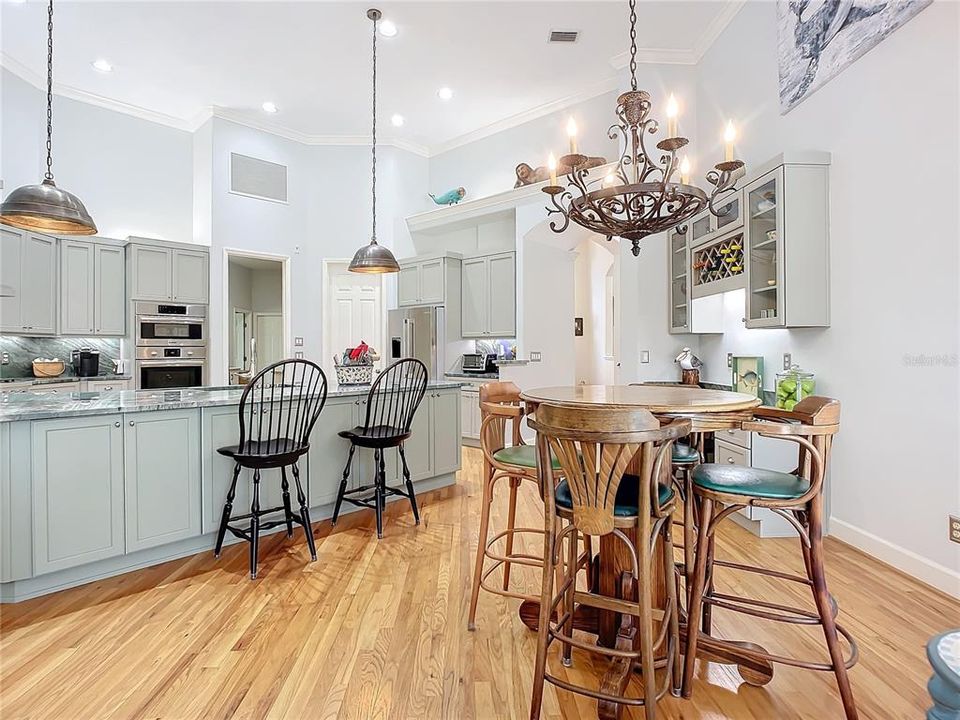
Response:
[432,389,461,475]
[123,410,201,552]
[31,414,125,575]
[308,397,358,506]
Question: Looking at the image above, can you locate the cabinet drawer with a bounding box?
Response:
[718,427,751,449]
[85,379,132,393]
[714,438,751,468]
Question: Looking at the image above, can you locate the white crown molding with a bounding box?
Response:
[692,0,746,62]
[428,76,620,157]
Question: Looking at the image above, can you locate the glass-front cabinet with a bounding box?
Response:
[668,226,689,333]
[745,169,783,326]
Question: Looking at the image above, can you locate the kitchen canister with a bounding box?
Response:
[775,364,816,411]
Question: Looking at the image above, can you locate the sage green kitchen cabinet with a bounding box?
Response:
[307,397,358,506]
[431,389,461,476]
[402,394,433,481]
[0,228,57,335]
[123,410,201,552]
[60,240,126,336]
[129,244,173,301]
[173,249,209,303]
[418,259,445,304]
[31,414,125,575]
[461,251,515,338]
[398,265,420,306]
[396,255,460,307]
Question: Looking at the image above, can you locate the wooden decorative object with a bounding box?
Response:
[680,368,700,386]
[514,156,606,187]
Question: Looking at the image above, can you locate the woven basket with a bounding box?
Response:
[335,363,373,385]
[32,360,66,378]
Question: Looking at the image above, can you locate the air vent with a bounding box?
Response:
[230,152,288,203]
[549,30,579,43]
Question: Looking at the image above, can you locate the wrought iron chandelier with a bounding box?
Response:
[349,8,400,274]
[543,0,744,257]
[0,0,97,236]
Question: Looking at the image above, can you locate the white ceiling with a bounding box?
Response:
[1,1,740,155]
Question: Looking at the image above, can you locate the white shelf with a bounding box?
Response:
[752,284,778,293]
[752,237,777,249]
[751,205,777,219]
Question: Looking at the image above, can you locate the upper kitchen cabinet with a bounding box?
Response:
[689,190,747,300]
[744,153,830,328]
[0,227,57,335]
[461,251,516,338]
[396,253,461,308]
[128,239,209,303]
[60,239,126,336]
[667,225,723,335]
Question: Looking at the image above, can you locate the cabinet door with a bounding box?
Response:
[486,252,516,337]
[32,414,124,574]
[419,259,444,304]
[0,228,23,332]
[130,245,173,301]
[744,168,784,328]
[308,398,357,506]
[461,257,488,337]
[431,391,461,475]
[401,396,433,481]
[60,240,95,335]
[95,244,126,335]
[172,249,209,303]
[460,392,474,439]
[21,233,57,334]
[397,264,420,306]
[85,379,132,392]
[123,410,201,552]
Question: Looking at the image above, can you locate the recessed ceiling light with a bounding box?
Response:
[379,19,398,37]
[261,101,278,114]
[437,87,453,101]
[91,59,113,73]
[391,114,404,127]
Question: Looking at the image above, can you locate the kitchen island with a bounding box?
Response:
[0,382,463,602]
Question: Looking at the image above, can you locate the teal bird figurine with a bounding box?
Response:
[429,187,466,205]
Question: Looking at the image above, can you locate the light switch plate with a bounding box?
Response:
[783,353,792,370]
[640,351,650,364]
[727,353,733,368]
[294,337,304,347]
[530,351,542,362]
[294,351,304,359]
[950,515,960,544]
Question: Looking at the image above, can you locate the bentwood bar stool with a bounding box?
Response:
[528,402,691,720]
[214,359,328,579]
[331,358,428,538]
[682,397,860,720]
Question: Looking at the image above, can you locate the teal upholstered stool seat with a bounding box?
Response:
[672,443,699,464]
[692,463,810,500]
[927,629,960,720]
[493,445,561,471]
[555,474,674,517]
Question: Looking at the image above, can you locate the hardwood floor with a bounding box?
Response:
[1,446,956,719]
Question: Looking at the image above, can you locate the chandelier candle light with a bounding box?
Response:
[542,0,745,257]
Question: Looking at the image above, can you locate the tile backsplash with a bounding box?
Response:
[0,336,121,379]
[476,338,517,359]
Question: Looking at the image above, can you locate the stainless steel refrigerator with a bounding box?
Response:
[388,306,445,379]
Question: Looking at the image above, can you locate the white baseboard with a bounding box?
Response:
[829,518,960,599]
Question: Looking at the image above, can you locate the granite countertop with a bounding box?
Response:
[0,381,464,423]
[0,374,133,386]
[444,371,500,380]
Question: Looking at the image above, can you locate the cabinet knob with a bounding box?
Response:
[129,420,135,426]
[727,457,735,464]
[114,422,120,427]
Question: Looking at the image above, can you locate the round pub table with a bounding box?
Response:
[518,384,767,715]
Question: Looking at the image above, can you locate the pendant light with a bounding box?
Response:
[0,0,97,236]
[348,8,399,274]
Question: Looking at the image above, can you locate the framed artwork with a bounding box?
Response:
[777,0,931,113]
[731,356,764,399]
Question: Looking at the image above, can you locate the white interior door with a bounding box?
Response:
[328,270,383,375]
[254,313,283,369]
[231,309,251,369]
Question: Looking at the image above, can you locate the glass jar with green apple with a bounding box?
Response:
[775,364,816,411]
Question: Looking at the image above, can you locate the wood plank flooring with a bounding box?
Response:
[2,446,957,719]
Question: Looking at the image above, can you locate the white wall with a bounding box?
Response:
[692,1,959,592]
[574,238,615,385]
[1,69,194,242]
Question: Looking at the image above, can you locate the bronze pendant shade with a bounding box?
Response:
[348,8,399,274]
[0,0,97,236]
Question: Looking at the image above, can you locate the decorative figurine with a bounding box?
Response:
[429,187,466,205]
[514,156,606,187]
[675,347,703,386]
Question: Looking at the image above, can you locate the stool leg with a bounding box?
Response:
[638,516,657,719]
[503,477,520,591]
[561,523,577,668]
[332,444,355,526]
[215,462,241,558]
[807,501,859,720]
[682,467,695,607]
[467,464,495,631]
[583,534,595,590]
[250,469,261,579]
[682,497,715,698]
[399,444,420,525]
[701,529,717,635]
[378,451,387,511]
[529,511,557,720]
[373,449,384,539]
[280,466,294,537]
[292,462,317,561]
[663,518,682,697]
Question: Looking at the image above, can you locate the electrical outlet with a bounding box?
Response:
[530,351,542,362]
[640,351,650,364]
[950,515,960,544]
[294,351,304,360]
[727,353,733,368]
[294,337,304,347]
[782,353,792,370]
[0,352,8,365]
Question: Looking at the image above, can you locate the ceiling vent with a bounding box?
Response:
[230,152,288,203]
[549,30,579,43]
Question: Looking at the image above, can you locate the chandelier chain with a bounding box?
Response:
[45,0,54,181]
[628,0,638,91]
[371,10,378,242]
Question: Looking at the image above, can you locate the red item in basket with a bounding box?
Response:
[348,341,369,362]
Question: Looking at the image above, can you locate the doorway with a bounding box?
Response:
[322,260,386,381]
[225,251,288,384]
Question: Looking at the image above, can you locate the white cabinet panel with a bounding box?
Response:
[432,390,461,475]
[173,249,209,303]
[0,228,23,332]
[419,259,445,304]
[461,258,487,338]
[397,265,420,306]
[308,398,357,506]
[130,245,173,301]
[60,240,95,335]
[21,233,57,334]
[486,252,516,337]
[95,244,126,335]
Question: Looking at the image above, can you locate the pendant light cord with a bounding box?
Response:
[628,0,638,91]
[45,0,54,181]
[370,11,378,243]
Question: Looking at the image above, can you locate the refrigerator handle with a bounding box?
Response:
[404,318,414,359]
